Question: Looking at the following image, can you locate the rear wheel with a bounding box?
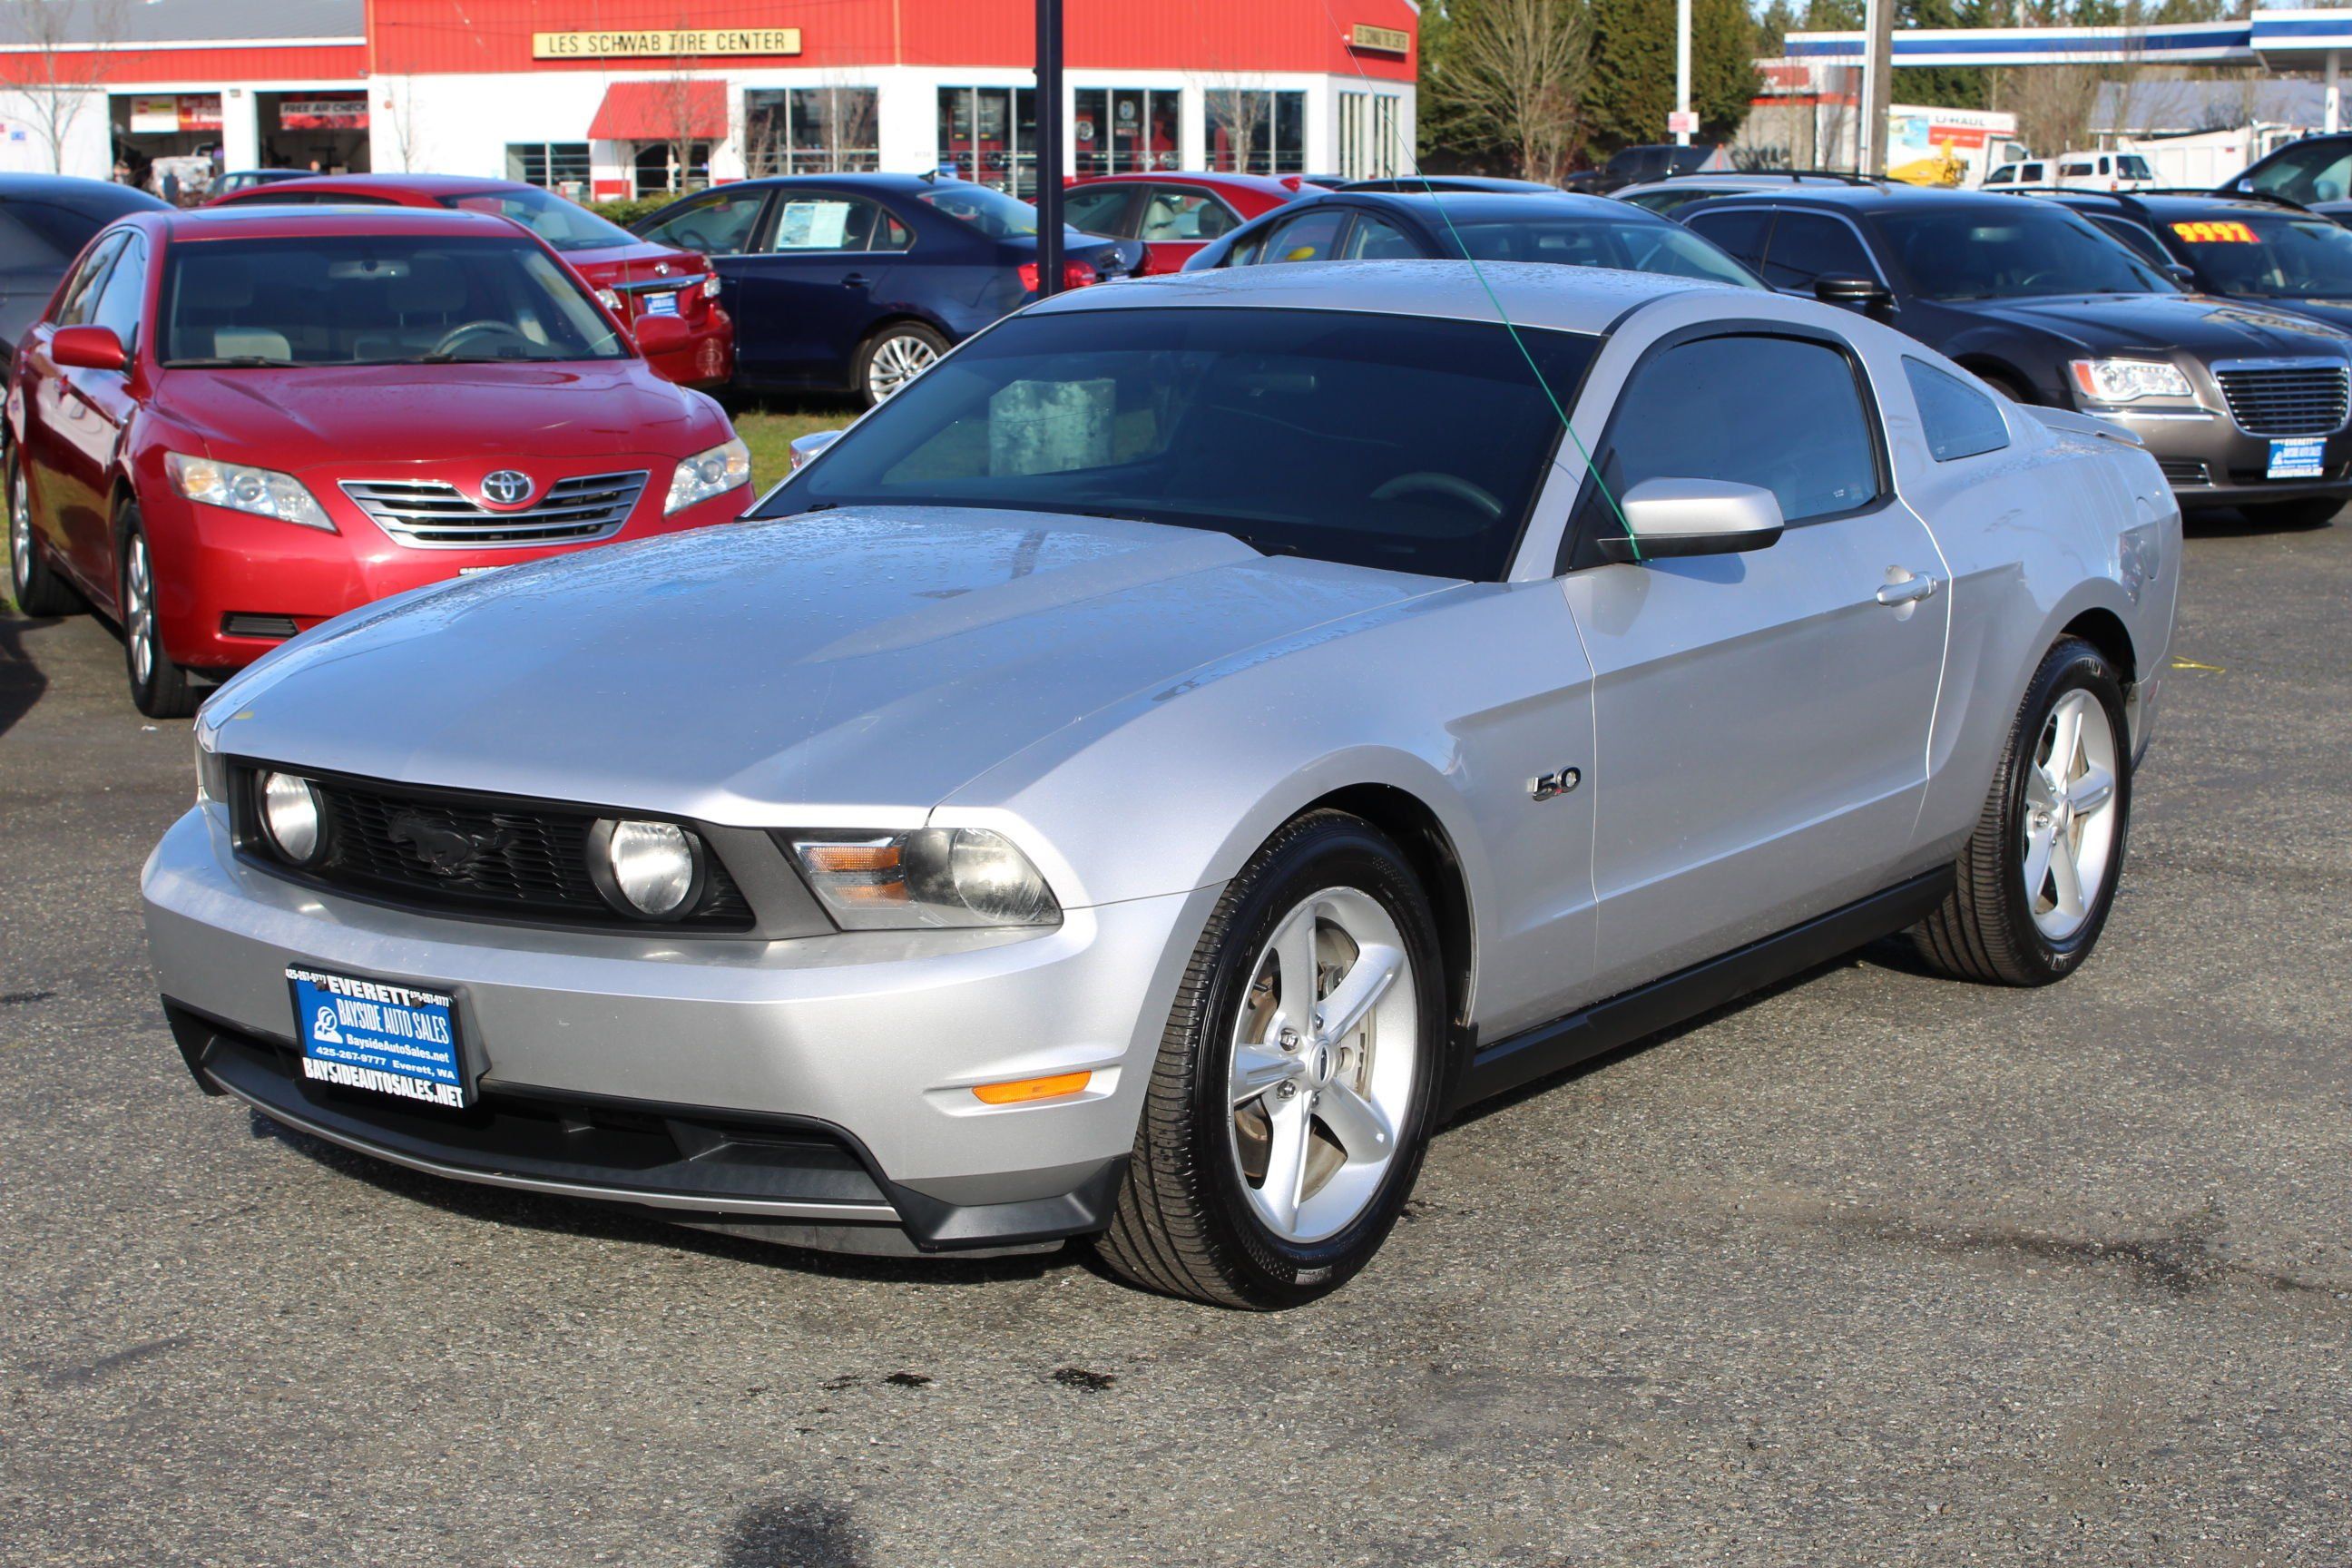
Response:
[119,510,197,719]
[7,451,83,616]
[854,322,946,407]
[1913,638,2129,985]
[1095,811,1446,1308]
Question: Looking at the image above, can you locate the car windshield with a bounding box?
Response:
[1436,215,1761,286]
[157,234,630,367]
[916,182,1039,238]
[436,186,638,253]
[2243,140,2352,204]
[2117,154,2154,180]
[759,306,1599,582]
[2168,211,2352,299]
[1874,206,2177,299]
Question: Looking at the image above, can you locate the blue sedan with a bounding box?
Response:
[633,173,1143,404]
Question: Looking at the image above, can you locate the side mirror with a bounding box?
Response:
[788,429,845,472]
[2161,261,2196,286]
[632,313,691,355]
[1598,478,1785,564]
[1813,273,1893,315]
[51,324,128,373]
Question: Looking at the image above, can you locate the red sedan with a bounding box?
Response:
[5,205,754,717]
[210,173,732,388]
[1058,173,1306,275]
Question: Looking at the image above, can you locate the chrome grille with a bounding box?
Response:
[340,471,650,548]
[2213,363,2350,437]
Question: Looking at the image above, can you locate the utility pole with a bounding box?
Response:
[1674,0,1692,146]
[1858,0,1894,176]
[1034,0,1066,297]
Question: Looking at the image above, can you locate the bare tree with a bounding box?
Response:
[1421,0,1591,185]
[1201,78,1270,173]
[381,79,425,174]
[17,0,126,175]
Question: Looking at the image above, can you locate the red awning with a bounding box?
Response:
[587,81,726,142]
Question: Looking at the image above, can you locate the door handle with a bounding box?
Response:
[1876,573,1941,607]
[840,273,873,289]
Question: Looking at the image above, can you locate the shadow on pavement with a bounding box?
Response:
[0,613,54,740]
[716,1496,870,1568]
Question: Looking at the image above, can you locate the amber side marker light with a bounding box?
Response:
[972,1071,1093,1105]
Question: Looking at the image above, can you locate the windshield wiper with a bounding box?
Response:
[162,356,291,368]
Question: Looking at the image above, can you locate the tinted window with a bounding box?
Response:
[2166,211,2352,299]
[2061,162,2094,178]
[1759,212,1874,289]
[763,306,1600,582]
[1683,206,1769,270]
[1140,189,1234,242]
[52,231,126,327]
[1984,166,2015,186]
[440,186,637,253]
[1584,334,1878,541]
[1257,208,1347,263]
[915,184,1039,238]
[88,233,145,350]
[1063,184,1136,236]
[0,202,103,274]
[2019,163,2044,182]
[1340,212,1420,259]
[2091,215,2172,268]
[1440,215,1760,286]
[2245,142,2352,204]
[1874,205,2174,299]
[1903,358,2010,462]
[639,188,768,255]
[158,234,627,366]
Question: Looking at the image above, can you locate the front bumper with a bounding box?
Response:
[2088,405,2352,509]
[142,807,1214,1255]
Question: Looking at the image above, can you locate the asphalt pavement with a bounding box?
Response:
[2,511,2347,1567]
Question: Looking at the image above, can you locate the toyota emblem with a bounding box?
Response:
[481,470,534,506]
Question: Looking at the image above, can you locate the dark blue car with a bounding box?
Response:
[632,173,1142,405]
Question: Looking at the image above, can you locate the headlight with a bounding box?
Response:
[2068,358,2194,404]
[165,452,334,532]
[257,770,324,864]
[664,437,751,514]
[590,818,703,919]
[789,828,1061,929]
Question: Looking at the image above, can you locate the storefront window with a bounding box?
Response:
[1073,88,1181,177]
[506,142,592,196]
[633,142,710,200]
[936,87,1039,196]
[1205,89,1306,176]
[1338,92,1400,181]
[744,88,881,177]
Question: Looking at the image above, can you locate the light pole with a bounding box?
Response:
[1859,0,1894,176]
[1034,0,1065,297]
[1674,0,1691,147]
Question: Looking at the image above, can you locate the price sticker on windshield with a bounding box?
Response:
[2171,220,2258,244]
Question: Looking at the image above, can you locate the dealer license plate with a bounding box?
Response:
[288,965,469,1109]
[640,290,680,317]
[2268,437,2326,480]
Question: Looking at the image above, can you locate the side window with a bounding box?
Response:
[1338,212,1420,260]
[1253,207,1347,264]
[1985,165,2015,186]
[87,232,146,352]
[1576,333,1880,556]
[1903,358,2011,462]
[876,211,915,252]
[2061,162,2093,179]
[1759,213,1874,290]
[1063,184,1138,237]
[1682,207,1770,270]
[2248,146,2352,204]
[2092,215,2171,268]
[638,188,768,255]
[2019,162,2045,183]
[52,231,127,327]
[764,196,884,252]
[1138,190,1228,243]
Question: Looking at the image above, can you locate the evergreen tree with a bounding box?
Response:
[1586,0,1759,149]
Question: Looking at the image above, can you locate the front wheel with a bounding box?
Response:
[119,511,198,719]
[853,322,946,407]
[1913,637,2130,985]
[1095,810,1446,1308]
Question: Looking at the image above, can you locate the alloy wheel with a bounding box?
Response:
[124,536,155,688]
[867,334,939,400]
[8,466,29,597]
[1227,887,1419,1244]
[2021,688,2120,941]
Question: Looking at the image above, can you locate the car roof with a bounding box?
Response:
[1025,257,1730,335]
[137,205,532,241]
[1685,182,2066,217]
[1314,190,1659,220]
[0,172,170,214]
[216,172,527,199]
[2035,190,2321,220]
[1067,172,1299,197]
[716,173,950,195]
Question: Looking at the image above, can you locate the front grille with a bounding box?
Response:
[2156,458,2210,486]
[236,769,753,932]
[2213,364,2350,436]
[340,471,650,548]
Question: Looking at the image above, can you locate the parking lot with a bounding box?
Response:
[1,509,2347,1567]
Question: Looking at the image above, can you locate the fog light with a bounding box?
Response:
[594,818,701,918]
[258,770,323,864]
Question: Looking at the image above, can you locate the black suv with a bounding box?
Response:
[2034,189,2352,334]
[1678,182,2352,524]
[2222,132,2352,222]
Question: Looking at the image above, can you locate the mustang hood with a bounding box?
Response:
[1947,292,2352,358]
[154,362,712,470]
[207,509,1446,816]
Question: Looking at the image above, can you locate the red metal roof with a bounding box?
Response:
[586,81,728,141]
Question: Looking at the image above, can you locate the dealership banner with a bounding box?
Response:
[127,94,222,135]
[533,29,802,59]
[279,95,368,131]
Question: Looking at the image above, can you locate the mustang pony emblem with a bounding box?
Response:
[387,814,511,877]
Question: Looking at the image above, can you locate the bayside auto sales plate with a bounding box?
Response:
[641,290,680,316]
[288,965,469,1109]
[2268,437,2326,480]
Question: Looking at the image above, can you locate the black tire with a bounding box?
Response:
[1975,368,2036,406]
[852,322,947,407]
[118,508,197,719]
[1912,638,2131,986]
[2241,496,2342,530]
[1094,810,1448,1308]
[6,449,83,617]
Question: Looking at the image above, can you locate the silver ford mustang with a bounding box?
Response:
[142,263,2180,1308]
